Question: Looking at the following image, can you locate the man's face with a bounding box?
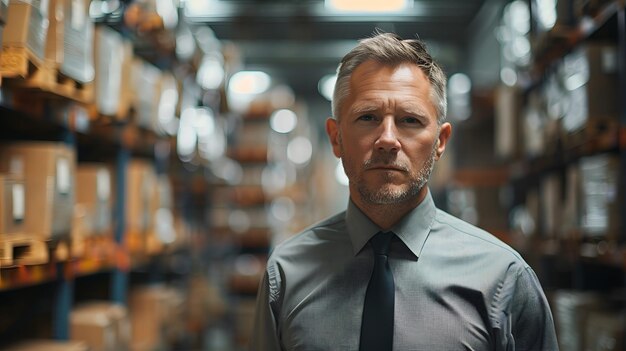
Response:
[326,60,451,205]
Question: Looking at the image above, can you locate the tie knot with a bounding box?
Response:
[370,232,393,256]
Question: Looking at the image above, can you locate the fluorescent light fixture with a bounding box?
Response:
[326,0,410,13]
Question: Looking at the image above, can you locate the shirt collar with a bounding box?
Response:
[345,190,437,258]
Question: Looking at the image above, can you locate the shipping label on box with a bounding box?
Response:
[0,176,25,235]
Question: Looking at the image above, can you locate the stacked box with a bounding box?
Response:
[59,0,94,82]
[126,159,157,252]
[70,301,130,351]
[155,72,178,135]
[579,154,619,241]
[76,163,112,236]
[2,0,49,66]
[494,85,523,159]
[132,58,162,130]
[147,175,176,252]
[0,175,25,235]
[4,340,88,351]
[539,174,562,238]
[0,142,75,239]
[129,285,184,351]
[584,310,624,351]
[553,291,606,351]
[559,43,619,132]
[94,26,133,117]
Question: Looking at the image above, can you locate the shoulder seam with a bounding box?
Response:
[434,210,526,265]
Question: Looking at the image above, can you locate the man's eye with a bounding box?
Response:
[357,114,376,121]
[402,117,421,124]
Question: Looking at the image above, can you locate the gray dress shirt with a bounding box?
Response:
[252,191,559,351]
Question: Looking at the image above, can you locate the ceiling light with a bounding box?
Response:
[318,74,337,101]
[228,71,271,95]
[270,109,298,134]
[326,0,410,13]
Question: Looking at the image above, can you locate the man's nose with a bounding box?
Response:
[375,117,401,152]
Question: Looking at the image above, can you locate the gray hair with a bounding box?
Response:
[332,32,447,124]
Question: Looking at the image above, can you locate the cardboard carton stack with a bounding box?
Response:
[70,301,131,351]
[1,0,49,77]
[93,25,133,119]
[0,142,75,264]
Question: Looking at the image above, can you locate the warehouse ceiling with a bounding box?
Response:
[185,0,497,100]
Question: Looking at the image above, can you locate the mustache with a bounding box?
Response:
[363,154,410,172]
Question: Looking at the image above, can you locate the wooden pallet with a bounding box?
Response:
[1,46,94,104]
[0,46,44,79]
[0,234,49,266]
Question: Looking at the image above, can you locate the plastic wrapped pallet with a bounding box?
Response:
[93,25,133,118]
[1,0,49,72]
[59,0,94,83]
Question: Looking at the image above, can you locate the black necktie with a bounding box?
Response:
[359,232,395,351]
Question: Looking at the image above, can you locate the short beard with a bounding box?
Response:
[339,131,437,205]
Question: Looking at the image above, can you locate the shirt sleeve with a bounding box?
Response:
[494,265,559,351]
[250,261,283,351]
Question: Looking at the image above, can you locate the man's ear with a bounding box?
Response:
[435,122,452,161]
[325,117,341,158]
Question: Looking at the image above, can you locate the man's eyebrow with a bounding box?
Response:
[350,104,429,117]
[349,104,379,115]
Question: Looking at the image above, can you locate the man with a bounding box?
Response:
[251,32,558,351]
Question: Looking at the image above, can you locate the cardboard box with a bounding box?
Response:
[2,0,49,61]
[495,85,522,159]
[94,26,132,117]
[126,159,156,236]
[559,43,619,132]
[553,290,605,351]
[0,142,75,240]
[131,58,161,130]
[584,310,624,351]
[155,72,178,135]
[129,285,184,351]
[0,175,25,235]
[579,154,619,240]
[76,163,112,236]
[4,340,88,351]
[71,301,130,351]
[59,0,94,82]
[146,175,176,252]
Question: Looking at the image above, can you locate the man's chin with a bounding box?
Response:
[359,184,418,205]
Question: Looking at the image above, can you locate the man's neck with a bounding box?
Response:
[350,188,428,231]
